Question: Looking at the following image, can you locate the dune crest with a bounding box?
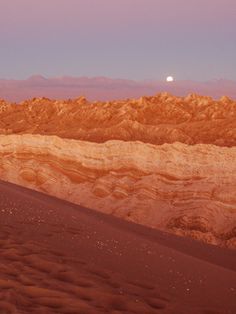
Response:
[0,134,235,248]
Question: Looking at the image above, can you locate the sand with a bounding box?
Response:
[0,180,236,314]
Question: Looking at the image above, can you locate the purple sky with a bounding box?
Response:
[0,0,236,80]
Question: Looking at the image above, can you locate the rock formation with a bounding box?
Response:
[0,94,236,247]
[0,134,235,248]
[0,93,236,146]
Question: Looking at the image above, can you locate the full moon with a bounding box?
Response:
[166,76,174,82]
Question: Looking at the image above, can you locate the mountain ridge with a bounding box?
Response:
[0,93,235,147]
[0,76,236,102]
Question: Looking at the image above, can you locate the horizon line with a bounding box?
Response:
[0,75,235,83]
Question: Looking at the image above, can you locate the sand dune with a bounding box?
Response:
[0,180,236,314]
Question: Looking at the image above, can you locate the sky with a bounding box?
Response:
[0,0,236,81]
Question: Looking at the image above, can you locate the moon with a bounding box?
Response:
[166,76,174,82]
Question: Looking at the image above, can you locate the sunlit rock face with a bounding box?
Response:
[0,134,236,248]
[0,94,236,146]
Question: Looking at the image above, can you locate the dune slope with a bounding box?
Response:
[0,180,236,314]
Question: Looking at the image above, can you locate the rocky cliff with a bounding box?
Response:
[1,134,235,248]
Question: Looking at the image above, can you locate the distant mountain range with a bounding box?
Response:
[0,75,235,102]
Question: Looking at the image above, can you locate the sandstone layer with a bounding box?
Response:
[0,134,235,248]
[0,93,236,147]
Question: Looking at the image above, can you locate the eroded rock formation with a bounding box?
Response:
[0,93,236,146]
[0,134,235,248]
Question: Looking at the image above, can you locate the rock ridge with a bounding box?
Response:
[0,94,235,146]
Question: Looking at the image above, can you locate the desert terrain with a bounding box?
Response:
[0,94,236,248]
[1,1,235,313]
[0,180,236,313]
